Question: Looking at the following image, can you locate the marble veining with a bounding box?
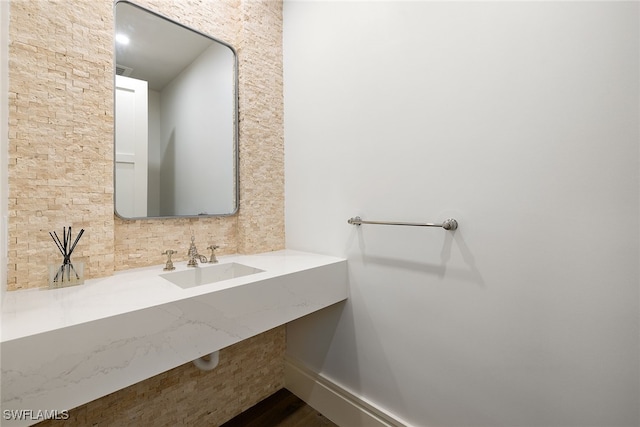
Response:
[1,250,348,427]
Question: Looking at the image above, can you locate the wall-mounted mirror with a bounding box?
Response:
[114,1,238,219]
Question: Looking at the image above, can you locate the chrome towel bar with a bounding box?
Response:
[347,216,458,231]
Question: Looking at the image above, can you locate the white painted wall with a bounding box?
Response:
[159,43,235,216]
[284,2,639,427]
[147,89,161,216]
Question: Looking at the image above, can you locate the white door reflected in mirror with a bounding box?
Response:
[115,75,148,218]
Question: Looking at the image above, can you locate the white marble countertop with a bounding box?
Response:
[1,249,345,342]
[2,249,349,426]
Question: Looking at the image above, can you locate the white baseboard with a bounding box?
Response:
[284,357,409,427]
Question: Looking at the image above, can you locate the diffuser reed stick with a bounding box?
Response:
[49,226,84,285]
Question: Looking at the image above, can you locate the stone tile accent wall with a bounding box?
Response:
[237,0,285,254]
[113,0,245,271]
[8,0,115,289]
[35,326,286,427]
[7,0,285,289]
[7,0,285,424]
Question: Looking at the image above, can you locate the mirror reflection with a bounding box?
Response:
[114,1,238,219]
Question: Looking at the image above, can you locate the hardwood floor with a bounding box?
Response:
[220,389,337,427]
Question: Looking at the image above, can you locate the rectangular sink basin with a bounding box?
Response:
[160,263,264,289]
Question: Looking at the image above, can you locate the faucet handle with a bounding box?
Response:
[207,245,220,263]
[162,249,176,271]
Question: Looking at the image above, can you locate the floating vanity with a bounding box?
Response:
[1,250,348,426]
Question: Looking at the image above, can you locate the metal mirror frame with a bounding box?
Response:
[113,0,239,219]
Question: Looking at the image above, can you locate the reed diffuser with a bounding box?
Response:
[49,226,85,288]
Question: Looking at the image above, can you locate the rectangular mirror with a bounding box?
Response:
[114,0,238,219]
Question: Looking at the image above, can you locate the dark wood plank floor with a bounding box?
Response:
[221,389,337,427]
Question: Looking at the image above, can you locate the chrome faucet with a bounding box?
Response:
[187,235,208,267]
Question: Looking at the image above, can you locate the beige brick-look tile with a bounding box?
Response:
[8,0,286,424]
[8,0,115,289]
[237,0,285,254]
[35,327,286,427]
[8,0,284,282]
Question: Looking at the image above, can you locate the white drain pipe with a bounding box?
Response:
[192,351,220,371]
